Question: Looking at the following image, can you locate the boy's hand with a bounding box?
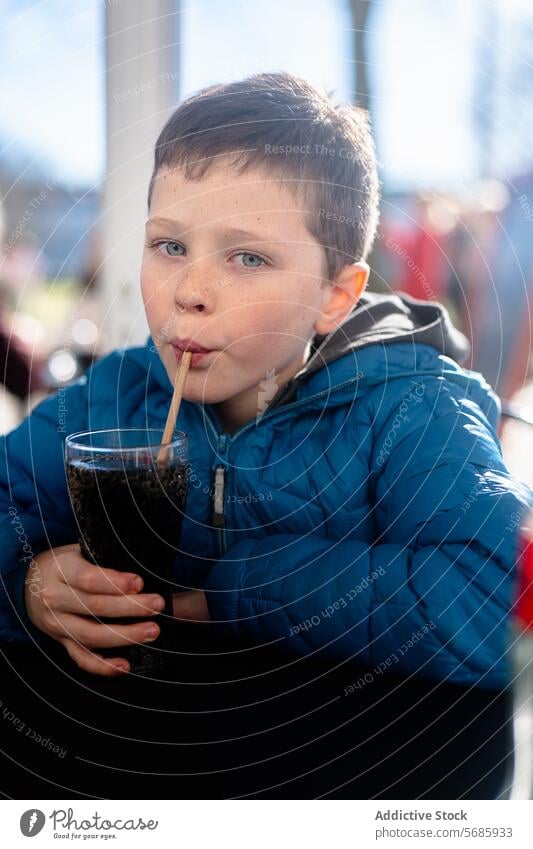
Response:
[172,590,211,622]
[24,544,165,677]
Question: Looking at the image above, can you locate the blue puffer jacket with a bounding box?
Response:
[0,292,531,690]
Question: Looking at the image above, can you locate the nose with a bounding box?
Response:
[173,271,211,314]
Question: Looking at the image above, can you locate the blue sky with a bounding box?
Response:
[0,0,531,190]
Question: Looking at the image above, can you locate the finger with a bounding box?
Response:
[49,585,166,619]
[62,637,130,677]
[58,559,144,596]
[55,544,80,555]
[59,612,160,649]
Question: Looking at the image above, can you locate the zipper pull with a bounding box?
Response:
[212,465,226,528]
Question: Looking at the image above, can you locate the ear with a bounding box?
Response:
[313,261,369,336]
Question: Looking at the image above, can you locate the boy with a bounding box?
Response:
[1,72,531,691]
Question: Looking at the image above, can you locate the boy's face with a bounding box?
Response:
[142,160,366,427]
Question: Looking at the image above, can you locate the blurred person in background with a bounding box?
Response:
[383,192,455,305]
[0,202,44,411]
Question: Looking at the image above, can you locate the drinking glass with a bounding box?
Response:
[65,428,189,675]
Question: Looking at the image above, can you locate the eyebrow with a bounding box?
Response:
[145,217,284,244]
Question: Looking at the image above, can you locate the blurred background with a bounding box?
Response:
[0,0,531,482]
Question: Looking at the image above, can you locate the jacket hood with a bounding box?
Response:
[304,290,469,375]
[266,290,471,410]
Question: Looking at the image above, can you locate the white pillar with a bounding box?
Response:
[101,1,180,352]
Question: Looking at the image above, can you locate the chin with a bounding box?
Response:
[163,355,240,405]
[177,378,234,406]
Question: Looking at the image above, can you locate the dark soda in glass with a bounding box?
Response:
[65,429,189,675]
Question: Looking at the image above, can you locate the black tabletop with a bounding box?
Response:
[0,624,514,799]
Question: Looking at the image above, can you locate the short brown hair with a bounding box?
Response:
[148,71,380,282]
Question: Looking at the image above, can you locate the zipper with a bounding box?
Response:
[205,428,229,557]
[212,464,228,557]
[212,466,226,528]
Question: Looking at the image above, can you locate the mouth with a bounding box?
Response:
[170,338,216,369]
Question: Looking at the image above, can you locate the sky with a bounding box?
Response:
[0,0,532,190]
[0,0,103,184]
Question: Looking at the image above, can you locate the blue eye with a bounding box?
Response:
[157,241,185,257]
[149,241,267,268]
[234,252,266,268]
